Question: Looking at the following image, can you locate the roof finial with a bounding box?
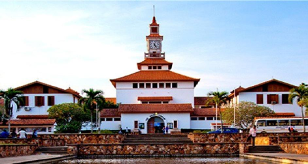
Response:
[153,5,155,17]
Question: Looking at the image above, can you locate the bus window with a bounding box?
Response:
[257,120,266,127]
[291,119,303,126]
[278,120,289,126]
[266,120,277,126]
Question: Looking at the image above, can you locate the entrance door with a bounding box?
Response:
[147,117,164,134]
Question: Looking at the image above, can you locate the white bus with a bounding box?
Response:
[254,117,308,133]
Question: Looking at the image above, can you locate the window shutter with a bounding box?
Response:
[25,96,29,106]
[267,95,271,104]
[35,96,39,106]
[256,94,263,104]
[48,96,55,106]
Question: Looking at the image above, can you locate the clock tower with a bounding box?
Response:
[145,16,164,58]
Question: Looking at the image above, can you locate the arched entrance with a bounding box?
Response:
[147,117,164,134]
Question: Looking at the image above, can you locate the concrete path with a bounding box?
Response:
[242,153,308,164]
[0,154,74,164]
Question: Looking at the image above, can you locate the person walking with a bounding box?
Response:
[249,125,257,146]
[32,129,38,138]
[0,129,9,138]
[162,126,165,134]
[166,126,169,134]
[18,128,27,139]
[11,130,17,138]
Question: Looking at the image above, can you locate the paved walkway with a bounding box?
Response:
[0,154,74,164]
[242,153,308,164]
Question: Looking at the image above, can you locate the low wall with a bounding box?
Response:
[0,145,38,158]
[67,143,240,156]
[188,133,249,143]
[0,134,125,147]
[279,142,308,155]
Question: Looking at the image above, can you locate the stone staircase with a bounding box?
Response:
[248,145,284,153]
[123,134,193,144]
[35,146,68,154]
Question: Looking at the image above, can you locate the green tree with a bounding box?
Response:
[78,89,105,133]
[222,101,274,129]
[289,83,308,132]
[0,88,23,133]
[48,103,91,133]
[207,90,229,132]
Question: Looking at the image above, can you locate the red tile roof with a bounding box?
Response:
[118,104,193,113]
[192,108,224,116]
[105,98,117,104]
[239,79,297,93]
[138,96,173,101]
[273,113,295,117]
[150,16,159,26]
[194,97,214,105]
[14,81,81,98]
[137,58,173,70]
[229,86,245,97]
[211,123,232,126]
[5,119,55,125]
[16,115,49,119]
[110,70,200,87]
[100,108,120,117]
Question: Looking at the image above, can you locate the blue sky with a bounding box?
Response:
[0,1,307,97]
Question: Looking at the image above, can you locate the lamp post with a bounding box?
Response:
[234,87,236,127]
[215,103,218,131]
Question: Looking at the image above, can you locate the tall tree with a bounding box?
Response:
[289,83,308,132]
[48,103,91,133]
[78,88,105,133]
[222,101,274,129]
[207,91,229,132]
[0,88,23,133]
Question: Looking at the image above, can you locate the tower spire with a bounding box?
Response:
[153,5,155,17]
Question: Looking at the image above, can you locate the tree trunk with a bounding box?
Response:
[219,107,223,133]
[98,111,101,134]
[8,106,12,134]
[90,111,93,134]
[301,106,305,132]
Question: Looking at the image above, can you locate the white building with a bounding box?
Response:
[1,81,81,134]
[229,79,302,117]
[100,17,226,133]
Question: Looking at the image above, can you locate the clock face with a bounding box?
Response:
[149,40,160,49]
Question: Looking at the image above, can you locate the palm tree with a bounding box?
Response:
[78,88,105,133]
[289,83,308,132]
[207,91,229,133]
[0,88,23,133]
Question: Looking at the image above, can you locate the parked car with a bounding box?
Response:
[208,128,239,134]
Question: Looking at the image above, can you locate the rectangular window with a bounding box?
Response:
[152,27,158,33]
[48,96,55,106]
[174,120,178,128]
[206,117,214,120]
[172,83,178,88]
[191,117,197,120]
[282,94,291,104]
[257,120,266,127]
[101,118,105,121]
[198,117,205,120]
[141,102,148,104]
[163,101,168,104]
[21,96,29,106]
[267,94,279,104]
[305,119,308,126]
[291,119,302,126]
[153,66,157,69]
[35,96,44,106]
[148,66,152,69]
[278,120,289,126]
[256,94,263,104]
[152,83,158,88]
[134,120,138,129]
[114,118,121,121]
[158,66,162,69]
[146,83,151,88]
[167,123,173,129]
[266,120,277,126]
[149,101,161,104]
[43,86,49,93]
[139,83,144,88]
[166,83,171,88]
[159,83,164,88]
[133,83,138,88]
[106,118,112,121]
